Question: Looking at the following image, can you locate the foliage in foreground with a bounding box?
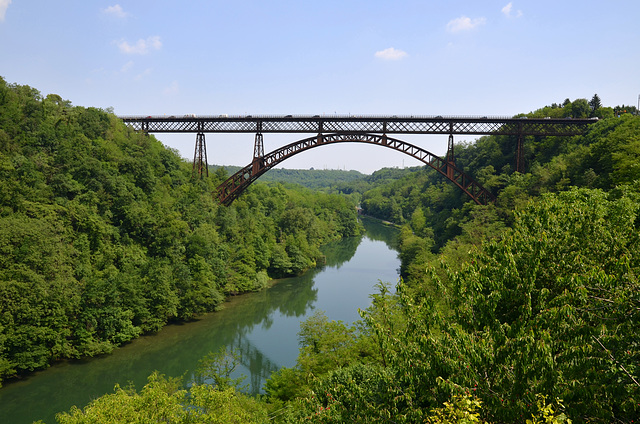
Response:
[49,355,571,424]
[270,188,639,423]
[53,371,270,424]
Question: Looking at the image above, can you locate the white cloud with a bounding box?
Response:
[501,2,523,18]
[135,68,153,80]
[163,81,179,95]
[0,0,12,22]
[374,47,408,61]
[102,4,129,19]
[446,16,486,33]
[121,61,134,73]
[117,36,162,55]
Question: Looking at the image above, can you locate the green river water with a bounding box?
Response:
[0,218,400,423]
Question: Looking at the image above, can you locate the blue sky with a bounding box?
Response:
[1,1,639,173]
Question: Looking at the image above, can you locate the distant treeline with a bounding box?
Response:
[210,165,366,190]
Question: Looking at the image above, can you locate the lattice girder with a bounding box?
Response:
[122,115,595,137]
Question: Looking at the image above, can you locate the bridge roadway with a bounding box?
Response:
[119,114,596,136]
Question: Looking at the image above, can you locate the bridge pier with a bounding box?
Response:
[445,122,456,179]
[446,132,455,179]
[446,133,455,164]
[515,121,525,173]
[252,132,265,175]
[253,132,264,160]
[192,132,209,178]
[515,133,524,173]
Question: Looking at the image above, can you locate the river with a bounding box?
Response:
[0,217,400,424]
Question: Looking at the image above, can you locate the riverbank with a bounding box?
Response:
[357,211,403,229]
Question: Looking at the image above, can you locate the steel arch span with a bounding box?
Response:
[215,133,496,206]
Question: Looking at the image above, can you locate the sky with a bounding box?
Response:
[1,0,639,173]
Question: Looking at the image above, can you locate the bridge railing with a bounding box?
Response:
[119,114,519,120]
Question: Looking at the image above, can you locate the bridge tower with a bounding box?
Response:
[446,133,455,164]
[515,134,525,173]
[515,121,525,173]
[445,121,455,179]
[252,122,264,175]
[192,132,209,178]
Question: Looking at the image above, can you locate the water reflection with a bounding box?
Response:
[0,218,399,423]
[320,232,363,269]
[360,217,400,250]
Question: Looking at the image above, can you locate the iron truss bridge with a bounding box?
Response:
[119,114,596,136]
[119,115,597,206]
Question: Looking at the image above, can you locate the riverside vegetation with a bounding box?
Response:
[1,79,638,422]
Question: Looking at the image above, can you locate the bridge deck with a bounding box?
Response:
[119,115,596,136]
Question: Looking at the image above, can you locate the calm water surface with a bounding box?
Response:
[0,218,399,423]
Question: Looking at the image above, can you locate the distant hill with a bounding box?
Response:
[210,165,367,189]
[210,165,428,191]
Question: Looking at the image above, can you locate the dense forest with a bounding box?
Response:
[1,78,639,423]
[211,165,367,190]
[0,77,360,387]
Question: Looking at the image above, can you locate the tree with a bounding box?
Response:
[589,93,602,115]
[265,310,376,403]
[442,188,640,422]
[55,372,188,424]
[55,370,270,424]
[564,98,590,118]
[194,347,247,390]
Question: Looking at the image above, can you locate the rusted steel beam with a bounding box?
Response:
[120,115,596,137]
[215,133,496,206]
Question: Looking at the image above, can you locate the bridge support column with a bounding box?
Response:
[446,133,455,179]
[192,132,209,178]
[253,132,264,159]
[515,121,525,173]
[446,133,455,164]
[515,133,524,173]
[252,132,264,175]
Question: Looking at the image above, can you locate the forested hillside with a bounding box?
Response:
[0,78,359,386]
[211,165,366,190]
[356,99,640,275]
